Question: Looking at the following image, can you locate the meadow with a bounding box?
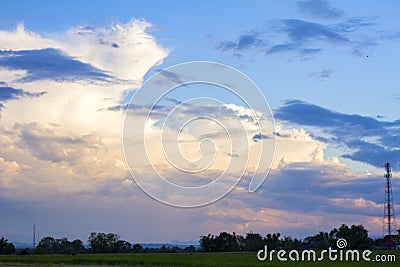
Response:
[0,251,399,267]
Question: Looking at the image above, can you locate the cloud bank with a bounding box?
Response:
[275,100,400,168]
[0,16,397,243]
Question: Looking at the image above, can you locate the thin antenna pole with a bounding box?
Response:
[33,224,37,248]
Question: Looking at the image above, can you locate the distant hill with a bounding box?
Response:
[9,240,200,249]
[12,242,34,249]
[140,241,200,249]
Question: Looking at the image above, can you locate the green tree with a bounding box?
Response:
[56,238,69,253]
[215,232,238,252]
[35,236,85,254]
[70,239,85,253]
[330,224,373,250]
[114,240,131,253]
[88,232,108,253]
[264,233,281,250]
[36,236,57,254]
[0,237,8,254]
[88,232,130,253]
[184,245,196,252]
[132,243,144,253]
[5,243,15,255]
[282,236,302,250]
[243,232,264,251]
[200,234,217,252]
[304,231,330,250]
[0,237,16,255]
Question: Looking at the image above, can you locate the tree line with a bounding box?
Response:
[0,237,16,255]
[200,224,399,252]
[34,232,196,254]
[1,224,399,255]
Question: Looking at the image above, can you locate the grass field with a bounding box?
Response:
[0,251,399,267]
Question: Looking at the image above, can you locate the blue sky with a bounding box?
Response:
[0,0,400,244]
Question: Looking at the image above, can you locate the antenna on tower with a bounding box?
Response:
[382,162,397,250]
[33,224,38,249]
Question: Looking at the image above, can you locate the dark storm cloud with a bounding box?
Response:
[224,161,388,221]
[275,100,400,167]
[265,163,385,216]
[0,48,110,82]
[342,140,400,167]
[0,85,46,110]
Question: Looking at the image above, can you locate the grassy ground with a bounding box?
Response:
[0,251,399,267]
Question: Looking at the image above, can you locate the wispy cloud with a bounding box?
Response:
[279,19,348,43]
[216,1,377,59]
[296,0,344,19]
[266,43,321,56]
[0,86,45,101]
[218,32,263,51]
[0,85,45,110]
[217,17,374,58]
[308,68,333,80]
[252,133,269,142]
